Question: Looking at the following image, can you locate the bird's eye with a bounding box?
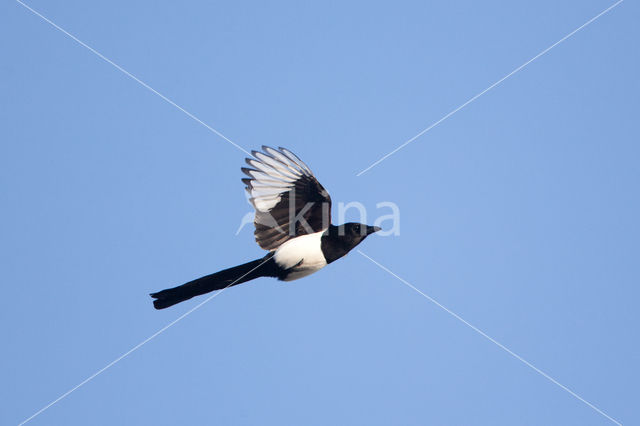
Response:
[353,225,360,233]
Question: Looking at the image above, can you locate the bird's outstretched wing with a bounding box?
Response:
[242,146,331,251]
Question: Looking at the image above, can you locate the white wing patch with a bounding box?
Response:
[244,146,315,213]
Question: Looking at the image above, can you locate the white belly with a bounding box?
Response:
[273,231,328,281]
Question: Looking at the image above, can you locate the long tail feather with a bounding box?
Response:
[150,254,277,309]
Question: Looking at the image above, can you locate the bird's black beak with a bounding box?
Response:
[366,225,382,235]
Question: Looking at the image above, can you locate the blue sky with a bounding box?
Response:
[1,1,638,425]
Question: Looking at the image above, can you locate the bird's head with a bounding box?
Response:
[335,222,381,245]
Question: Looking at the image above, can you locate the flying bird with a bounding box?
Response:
[150,146,380,309]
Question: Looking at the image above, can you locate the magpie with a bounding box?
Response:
[150,146,380,309]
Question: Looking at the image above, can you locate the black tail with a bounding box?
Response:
[150,254,278,309]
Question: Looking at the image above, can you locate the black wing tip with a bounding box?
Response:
[276,147,311,173]
[278,146,297,156]
[249,146,282,160]
[241,167,256,177]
